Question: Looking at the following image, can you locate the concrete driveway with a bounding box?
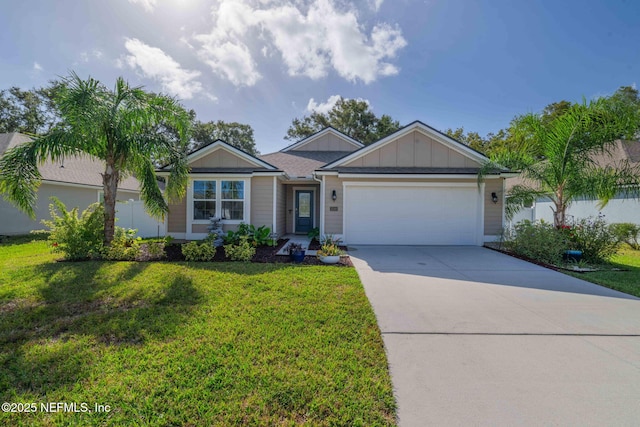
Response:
[350,246,640,426]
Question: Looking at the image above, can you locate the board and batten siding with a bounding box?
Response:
[190,148,257,169]
[291,133,357,152]
[343,130,480,168]
[250,176,274,228]
[484,179,504,236]
[167,197,187,233]
[324,175,344,234]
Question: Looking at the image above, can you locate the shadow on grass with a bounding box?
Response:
[0,261,202,397]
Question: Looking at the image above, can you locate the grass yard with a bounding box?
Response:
[0,235,396,426]
[565,246,640,298]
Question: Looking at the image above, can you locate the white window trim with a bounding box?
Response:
[186,177,251,238]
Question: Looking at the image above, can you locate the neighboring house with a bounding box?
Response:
[0,133,143,235]
[509,140,640,226]
[158,121,511,245]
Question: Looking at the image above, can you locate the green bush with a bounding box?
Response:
[223,223,272,246]
[224,236,256,261]
[610,223,640,250]
[182,241,217,262]
[568,216,619,262]
[102,227,142,261]
[41,197,104,260]
[503,220,566,265]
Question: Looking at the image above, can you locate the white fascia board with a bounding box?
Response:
[280,128,363,152]
[188,173,254,179]
[41,180,103,190]
[313,170,339,176]
[337,173,486,180]
[251,171,286,177]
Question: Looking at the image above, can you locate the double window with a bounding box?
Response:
[193,180,245,221]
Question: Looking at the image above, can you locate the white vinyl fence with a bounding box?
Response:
[115,199,165,238]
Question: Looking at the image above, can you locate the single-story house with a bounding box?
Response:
[509,139,640,226]
[0,132,142,235]
[158,121,511,245]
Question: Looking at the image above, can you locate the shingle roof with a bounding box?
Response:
[259,151,351,177]
[0,133,140,191]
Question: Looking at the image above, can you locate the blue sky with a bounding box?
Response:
[1,0,638,153]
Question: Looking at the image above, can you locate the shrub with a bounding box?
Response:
[224,236,256,261]
[143,241,166,260]
[568,215,619,262]
[503,220,566,265]
[610,223,640,250]
[223,223,272,246]
[41,197,104,260]
[182,241,217,261]
[102,227,142,261]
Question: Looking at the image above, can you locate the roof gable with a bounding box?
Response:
[280,127,364,152]
[322,121,490,169]
[184,140,277,170]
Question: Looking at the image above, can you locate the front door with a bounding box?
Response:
[295,190,314,234]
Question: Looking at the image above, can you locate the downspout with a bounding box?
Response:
[312,172,325,237]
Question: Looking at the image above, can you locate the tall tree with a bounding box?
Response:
[444,127,489,153]
[0,84,63,134]
[481,97,640,227]
[191,120,258,155]
[0,73,191,244]
[285,97,401,145]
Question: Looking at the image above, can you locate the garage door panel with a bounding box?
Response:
[344,186,479,245]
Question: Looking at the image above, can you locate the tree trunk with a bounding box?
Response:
[102,160,119,245]
[553,186,567,228]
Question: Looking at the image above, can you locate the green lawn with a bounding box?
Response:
[565,246,640,297]
[0,235,396,426]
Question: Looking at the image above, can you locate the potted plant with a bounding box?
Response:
[286,242,305,263]
[317,242,344,264]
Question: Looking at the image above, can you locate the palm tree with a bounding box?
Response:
[0,73,190,243]
[482,97,640,227]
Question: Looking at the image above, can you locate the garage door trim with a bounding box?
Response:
[342,181,485,246]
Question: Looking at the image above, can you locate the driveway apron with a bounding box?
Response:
[350,246,640,426]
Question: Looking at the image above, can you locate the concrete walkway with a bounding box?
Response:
[350,246,640,426]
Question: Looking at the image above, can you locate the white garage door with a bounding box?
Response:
[344,184,481,245]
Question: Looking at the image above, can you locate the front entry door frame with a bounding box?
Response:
[294,187,316,234]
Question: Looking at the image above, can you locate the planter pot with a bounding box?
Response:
[563,250,583,262]
[290,251,305,263]
[319,255,340,264]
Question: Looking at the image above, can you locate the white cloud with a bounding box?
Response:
[192,0,406,85]
[33,62,43,72]
[307,95,370,114]
[307,94,342,114]
[80,49,104,63]
[371,0,384,11]
[128,0,156,12]
[123,38,203,99]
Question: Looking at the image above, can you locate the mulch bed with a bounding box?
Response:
[483,243,561,272]
[164,239,353,266]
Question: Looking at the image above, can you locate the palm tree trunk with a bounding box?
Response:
[102,160,119,244]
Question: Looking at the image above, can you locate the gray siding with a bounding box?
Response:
[250,176,274,228]
[344,130,480,168]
